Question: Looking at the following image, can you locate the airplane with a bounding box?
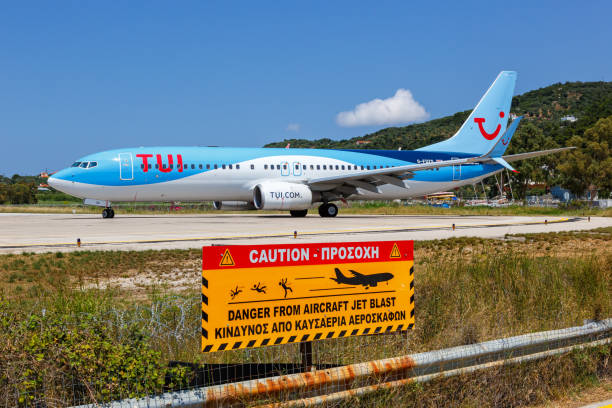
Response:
[48,71,572,219]
[331,268,393,289]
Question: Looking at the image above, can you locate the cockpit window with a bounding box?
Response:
[72,162,81,167]
[79,162,88,168]
[88,161,98,168]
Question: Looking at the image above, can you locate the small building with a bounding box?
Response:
[560,115,577,122]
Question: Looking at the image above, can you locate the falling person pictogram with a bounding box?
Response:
[279,278,293,298]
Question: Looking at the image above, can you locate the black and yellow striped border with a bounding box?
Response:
[202,266,414,353]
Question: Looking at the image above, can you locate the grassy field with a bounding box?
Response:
[1,202,611,217]
[0,228,610,406]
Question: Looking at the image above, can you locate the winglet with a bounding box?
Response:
[484,116,522,158]
[491,157,518,173]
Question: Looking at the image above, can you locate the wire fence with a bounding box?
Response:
[2,296,610,407]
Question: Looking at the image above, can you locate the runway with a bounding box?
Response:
[1,213,610,253]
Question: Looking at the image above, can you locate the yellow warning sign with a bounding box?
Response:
[219,249,235,267]
[202,241,414,352]
[389,243,401,258]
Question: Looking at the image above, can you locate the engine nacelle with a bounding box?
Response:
[212,201,256,211]
[253,182,313,210]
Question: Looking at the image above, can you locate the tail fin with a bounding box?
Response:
[330,268,343,283]
[418,71,517,155]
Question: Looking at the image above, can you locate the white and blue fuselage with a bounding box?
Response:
[49,147,499,202]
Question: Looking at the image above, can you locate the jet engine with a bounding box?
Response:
[253,182,313,210]
[212,201,256,210]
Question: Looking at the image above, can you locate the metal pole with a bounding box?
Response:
[506,169,515,202]
[300,341,313,372]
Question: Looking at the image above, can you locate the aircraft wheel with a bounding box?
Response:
[109,209,115,218]
[318,203,338,218]
[102,209,110,218]
[290,209,308,217]
[326,203,338,217]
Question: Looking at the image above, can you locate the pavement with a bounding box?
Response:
[1,213,610,253]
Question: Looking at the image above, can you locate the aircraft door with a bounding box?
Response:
[119,153,134,181]
[281,161,290,176]
[452,157,461,181]
[292,161,302,176]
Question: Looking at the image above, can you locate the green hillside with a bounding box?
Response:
[265,81,612,151]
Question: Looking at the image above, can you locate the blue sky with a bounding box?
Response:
[1,1,611,175]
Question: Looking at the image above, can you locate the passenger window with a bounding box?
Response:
[310,165,314,170]
[199,164,203,169]
[276,165,280,170]
[283,164,287,170]
[229,164,233,169]
[303,165,306,170]
[155,164,159,169]
[367,165,370,170]
[184,164,188,169]
[323,165,326,170]
[316,165,320,170]
[222,164,226,169]
[141,164,144,169]
[251,164,255,170]
[236,164,240,169]
[169,164,173,169]
[214,164,218,169]
[335,165,339,170]
[148,164,152,169]
[191,164,195,169]
[264,164,268,170]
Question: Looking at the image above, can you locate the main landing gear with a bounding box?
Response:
[318,203,338,218]
[102,208,115,219]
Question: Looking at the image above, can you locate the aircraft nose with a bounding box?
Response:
[47,175,68,193]
[47,170,74,194]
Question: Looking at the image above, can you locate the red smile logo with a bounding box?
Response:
[474,112,505,140]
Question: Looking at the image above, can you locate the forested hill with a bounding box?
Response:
[264,81,612,150]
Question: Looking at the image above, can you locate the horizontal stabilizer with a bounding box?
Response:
[502,147,575,163]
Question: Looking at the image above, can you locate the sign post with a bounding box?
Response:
[202,240,414,352]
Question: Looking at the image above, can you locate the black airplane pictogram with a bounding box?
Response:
[331,268,394,289]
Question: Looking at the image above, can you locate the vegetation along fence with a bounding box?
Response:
[2,294,609,407]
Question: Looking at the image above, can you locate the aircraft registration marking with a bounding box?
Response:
[201,240,414,352]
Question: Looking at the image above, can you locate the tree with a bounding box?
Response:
[559,115,612,199]
[506,121,559,199]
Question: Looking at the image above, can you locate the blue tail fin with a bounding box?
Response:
[418,71,517,155]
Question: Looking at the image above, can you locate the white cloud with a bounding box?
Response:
[286,123,300,132]
[336,89,429,127]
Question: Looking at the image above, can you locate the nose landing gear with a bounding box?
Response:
[102,208,115,219]
[318,203,338,217]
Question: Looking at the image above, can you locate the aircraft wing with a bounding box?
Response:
[305,146,575,196]
[502,147,575,163]
[306,156,481,193]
